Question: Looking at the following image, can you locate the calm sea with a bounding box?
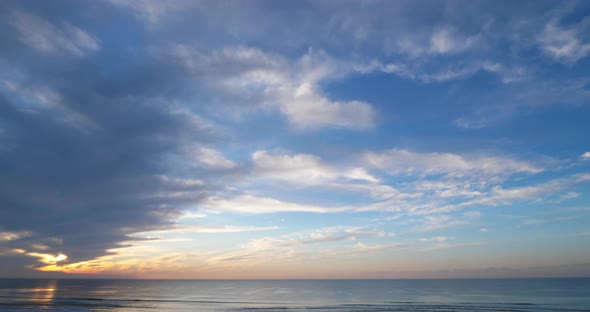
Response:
[0,278,589,311]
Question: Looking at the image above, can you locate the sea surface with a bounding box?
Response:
[0,278,589,311]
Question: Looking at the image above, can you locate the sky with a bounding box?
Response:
[0,0,590,279]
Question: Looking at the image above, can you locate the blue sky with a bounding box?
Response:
[0,0,589,278]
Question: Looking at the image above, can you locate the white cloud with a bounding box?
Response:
[390,26,481,57]
[135,224,278,235]
[277,83,374,129]
[171,225,278,233]
[424,173,590,214]
[194,147,236,169]
[180,212,207,219]
[327,183,400,200]
[429,27,478,54]
[251,150,333,183]
[11,11,99,56]
[243,226,387,251]
[364,149,541,177]
[251,150,378,185]
[414,215,470,232]
[581,152,590,160]
[420,236,451,242]
[538,19,590,64]
[421,241,487,252]
[203,194,348,214]
[166,46,376,130]
[353,242,406,251]
[412,180,484,198]
[358,60,526,84]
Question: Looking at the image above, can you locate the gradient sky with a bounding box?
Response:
[1,0,590,279]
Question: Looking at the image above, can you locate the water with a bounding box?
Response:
[0,278,589,311]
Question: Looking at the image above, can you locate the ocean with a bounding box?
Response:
[0,278,589,311]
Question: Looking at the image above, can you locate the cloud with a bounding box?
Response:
[364,149,541,177]
[538,18,590,64]
[420,236,451,242]
[353,242,406,251]
[420,241,487,252]
[385,22,484,57]
[203,194,347,214]
[278,83,374,129]
[193,147,236,169]
[202,226,392,268]
[414,215,470,232]
[25,252,68,265]
[1,80,96,129]
[138,224,279,234]
[582,152,590,160]
[242,226,388,251]
[251,150,378,185]
[454,75,590,129]
[370,60,527,84]
[166,45,376,130]
[110,0,194,24]
[11,11,99,56]
[429,27,479,54]
[423,173,590,214]
[0,231,31,241]
[0,11,224,274]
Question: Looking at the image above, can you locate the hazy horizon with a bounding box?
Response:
[0,0,589,280]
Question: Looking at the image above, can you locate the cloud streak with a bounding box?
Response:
[11,11,99,57]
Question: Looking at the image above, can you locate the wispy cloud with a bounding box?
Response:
[364,149,541,177]
[0,231,32,242]
[11,11,99,56]
[139,224,279,234]
[538,18,590,64]
[420,241,487,252]
[246,226,390,250]
[203,194,347,214]
[110,0,194,24]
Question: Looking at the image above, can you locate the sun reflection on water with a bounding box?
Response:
[27,280,57,307]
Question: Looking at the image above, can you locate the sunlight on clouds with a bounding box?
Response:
[26,252,68,265]
[0,231,31,241]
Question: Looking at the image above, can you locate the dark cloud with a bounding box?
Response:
[0,1,222,274]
